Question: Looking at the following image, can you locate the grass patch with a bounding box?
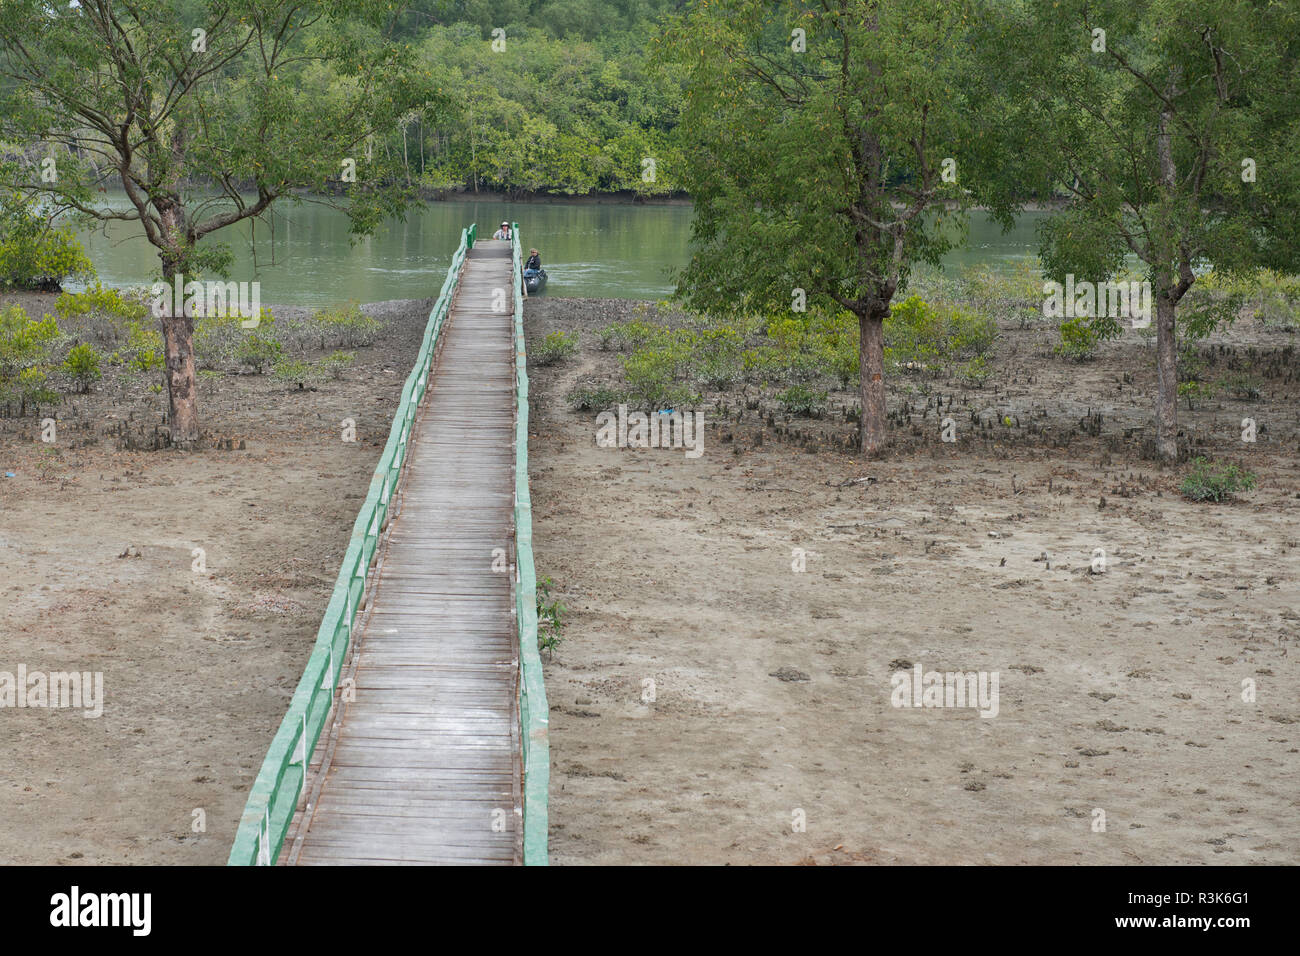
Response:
[1180,458,1257,502]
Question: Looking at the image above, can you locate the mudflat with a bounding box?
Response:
[0,294,431,864]
[526,298,1299,865]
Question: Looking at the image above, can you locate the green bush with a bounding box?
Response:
[886,294,998,371]
[193,314,243,369]
[1199,268,1300,331]
[694,353,742,390]
[55,284,148,347]
[776,383,827,416]
[536,575,566,659]
[532,330,578,366]
[62,342,102,392]
[808,311,859,389]
[235,330,282,373]
[272,358,317,389]
[319,350,356,380]
[0,304,62,408]
[313,302,380,349]
[568,383,626,410]
[1251,270,1300,330]
[605,319,661,351]
[959,260,1044,309]
[1178,380,1211,409]
[115,321,166,372]
[1054,315,1099,361]
[1219,373,1262,402]
[959,355,992,386]
[1180,458,1257,502]
[623,343,699,409]
[0,192,96,291]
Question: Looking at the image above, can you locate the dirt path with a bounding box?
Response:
[526,299,1300,865]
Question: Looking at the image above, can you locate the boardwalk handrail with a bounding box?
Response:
[512,222,551,865]
[227,226,474,866]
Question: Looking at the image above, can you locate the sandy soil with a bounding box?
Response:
[0,294,431,864]
[526,298,1300,865]
[3,287,1295,866]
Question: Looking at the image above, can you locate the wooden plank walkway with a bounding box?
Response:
[286,239,521,865]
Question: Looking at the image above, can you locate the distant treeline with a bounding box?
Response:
[371,2,686,196]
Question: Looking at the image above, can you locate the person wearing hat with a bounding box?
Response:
[525,248,541,271]
[492,221,512,240]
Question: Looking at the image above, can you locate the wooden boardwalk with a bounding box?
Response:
[285,240,521,865]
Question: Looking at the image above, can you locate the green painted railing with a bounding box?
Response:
[227,226,474,866]
[512,222,551,865]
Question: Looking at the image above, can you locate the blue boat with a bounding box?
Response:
[523,267,548,295]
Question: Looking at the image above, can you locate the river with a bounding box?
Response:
[74,194,1050,305]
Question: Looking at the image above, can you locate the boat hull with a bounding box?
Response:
[523,268,547,294]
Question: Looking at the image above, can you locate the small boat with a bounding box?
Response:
[523,267,547,295]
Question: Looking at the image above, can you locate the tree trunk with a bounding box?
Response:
[1154,291,1178,462]
[160,256,200,447]
[1153,94,1180,463]
[858,306,887,456]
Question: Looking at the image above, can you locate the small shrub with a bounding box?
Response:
[319,350,356,380]
[0,304,63,409]
[235,330,282,373]
[313,301,380,349]
[1219,373,1262,402]
[272,358,317,389]
[55,283,148,347]
[532,330,578,366]
[62,342,102,392]
[776,383,827,416]
[117,321,166,372]
[947,306,997,359]
[536,575,565,659]
[1177,379,1211,410]
[606,320,660,351]
[960,261,1043,310]
[1180,458,1257,502]
[1251,270,1300,330]
[623,345,698,409]
[568,383,625,411]
[193,314,241,369]
[194,309,276,368]
[694,354,742,391]
[887,295,997,371]
[1054,316,1098,361]
[741,344,793,385]
[959,355,991,386]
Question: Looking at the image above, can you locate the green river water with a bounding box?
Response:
[73,194,1050,305]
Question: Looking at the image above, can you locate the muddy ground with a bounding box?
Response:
[0,293,430,864]
[526,299,1299,865]
[1,290,1296,865]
